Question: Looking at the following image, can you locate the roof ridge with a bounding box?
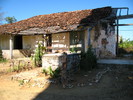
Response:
[0,6,113,34]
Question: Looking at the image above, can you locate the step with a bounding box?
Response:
[97,59,133,65]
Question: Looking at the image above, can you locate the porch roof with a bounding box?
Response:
[0,6,113,35]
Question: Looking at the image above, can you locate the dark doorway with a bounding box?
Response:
[14,35,23,49]
[46,34,52,52]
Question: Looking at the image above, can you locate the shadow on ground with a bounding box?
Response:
[32,66,133,100]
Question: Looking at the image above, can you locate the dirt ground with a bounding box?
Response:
[0,63,133,100]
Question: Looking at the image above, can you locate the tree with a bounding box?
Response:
[0,8,4,25]
[5,16,17,24]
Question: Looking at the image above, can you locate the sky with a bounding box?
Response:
[0,0,133,40]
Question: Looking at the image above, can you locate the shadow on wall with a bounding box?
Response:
[19,49,33,57]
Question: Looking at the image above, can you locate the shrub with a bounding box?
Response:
[80,46,97,70]
[33,42,46,67]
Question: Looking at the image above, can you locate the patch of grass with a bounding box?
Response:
[8,60,34,73]
[0,58,7,63]
[8,65,23,72]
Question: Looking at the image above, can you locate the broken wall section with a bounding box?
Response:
[91,22,116,58]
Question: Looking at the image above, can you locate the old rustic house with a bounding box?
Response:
[0,6,117,59]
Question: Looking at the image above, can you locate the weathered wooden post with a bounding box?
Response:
[9,35,13,59]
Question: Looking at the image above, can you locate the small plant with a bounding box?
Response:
[42,66,61,78]
[42,68,48,75]
[70,47,78,53]
[18,79,24,86]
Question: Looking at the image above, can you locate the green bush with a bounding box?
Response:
[80,46,97,70]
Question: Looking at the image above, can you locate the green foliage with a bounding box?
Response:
[80,46,97,70]
[5,16,17,24]
[118,37,133,54]
[119,38,133,49]
[70,47,78,53]
[18,80,24,86]
[33,43,45,67]
[42,66,61,78]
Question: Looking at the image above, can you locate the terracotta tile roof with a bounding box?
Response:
[0,7,112,34]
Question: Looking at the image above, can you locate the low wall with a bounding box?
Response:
[2,50,32,59]
[42,53,81,71]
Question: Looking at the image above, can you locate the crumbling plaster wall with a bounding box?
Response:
[90,23,116,58]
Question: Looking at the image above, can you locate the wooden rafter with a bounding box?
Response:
[116,14,133,19]
[114,23,133,26]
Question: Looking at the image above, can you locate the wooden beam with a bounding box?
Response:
[116,14,133,19]
[114,23,133,26]
[116,19,119,55]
